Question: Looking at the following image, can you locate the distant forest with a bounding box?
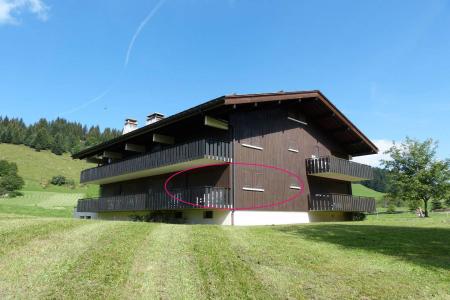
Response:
[0,116,121,155]
[361,167,388,193]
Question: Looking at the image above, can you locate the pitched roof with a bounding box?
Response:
[72,90,378,159]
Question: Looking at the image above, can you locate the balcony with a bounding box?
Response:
[80,138,231,184]
[76,186,232,212]
[308,193,376,212]
[306,155,373,182]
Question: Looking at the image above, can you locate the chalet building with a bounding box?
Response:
[73,91,377,225]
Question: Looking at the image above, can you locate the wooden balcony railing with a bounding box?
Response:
[308,193,376,212]
[306,155,373,181]
[80,138,231,184]
[76,186,232,212]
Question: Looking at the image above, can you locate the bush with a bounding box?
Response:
[352,212,367,221]
[386,202,396,213]
[50,175,67,186]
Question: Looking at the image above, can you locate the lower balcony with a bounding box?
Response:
[308,193,376,213]
[77,187,232,212]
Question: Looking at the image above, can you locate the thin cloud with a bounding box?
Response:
[124,0,166,68]
[352,139,395,167]
[57,0,166,116]
[0,0,49,25]
[57,87,112,116]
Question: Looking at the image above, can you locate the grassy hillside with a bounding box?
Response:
[352,183,385,201]
[0,212,448,299]
[0,144,96,194]
[0,191,79,218]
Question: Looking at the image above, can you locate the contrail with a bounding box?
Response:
[57,0,166,117]
[57,87,112,116]
[124,0,167,68]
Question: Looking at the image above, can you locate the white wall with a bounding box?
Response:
[233,211,310,226]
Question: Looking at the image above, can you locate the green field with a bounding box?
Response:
[1,144,449,298]
[0,143,96,194]
[0,191,79,218]
[0,212,448,299]
[352,183,385,201]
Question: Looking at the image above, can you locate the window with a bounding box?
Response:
[86,216,92,219]
[175,211,183,219]
[203,211,213,219]
[80,216,85,219]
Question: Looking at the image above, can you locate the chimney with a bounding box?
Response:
[123,118,138,134]
[146,113,165,125]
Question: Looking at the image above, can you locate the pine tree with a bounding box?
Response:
[51,133,65,155]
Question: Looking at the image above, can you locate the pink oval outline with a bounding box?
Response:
[163,161,305,211]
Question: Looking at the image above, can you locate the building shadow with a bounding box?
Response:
[276,224,450,270]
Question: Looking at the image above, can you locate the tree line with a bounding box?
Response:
[0,116,121,155]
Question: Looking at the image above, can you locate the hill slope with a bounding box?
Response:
[0,144,95,193]
[352,183,385,201]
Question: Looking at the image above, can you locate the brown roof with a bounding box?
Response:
[72,90,378,159]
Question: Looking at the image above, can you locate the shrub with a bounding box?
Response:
[50,175,67,186]
[386,202,396,213]
[352,212,366,221]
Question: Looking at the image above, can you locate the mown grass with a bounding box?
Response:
[0,191,80,218]
[0,212,448,299]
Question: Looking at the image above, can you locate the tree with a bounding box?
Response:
[382,138,450,217]
[51,133,66,155]
[0,160,24,197]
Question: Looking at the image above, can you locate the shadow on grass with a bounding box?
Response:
[277,224,450,270]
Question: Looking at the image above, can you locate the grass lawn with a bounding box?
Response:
[0,143,98,195]
[0,191,80,218]
[0,212,448,299]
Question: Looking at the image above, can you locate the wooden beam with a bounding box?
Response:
[204,115,229,130]
[329,126,350,134]
[103,151,123,159]
[153,133,174,145]
[315,112,336,121]
[125,143,146,153]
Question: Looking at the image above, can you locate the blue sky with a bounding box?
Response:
[1,0,449,163]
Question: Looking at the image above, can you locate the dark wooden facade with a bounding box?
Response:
[74,91,377,215]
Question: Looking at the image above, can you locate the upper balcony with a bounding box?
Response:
[306,155,373,182]
[80,138,231,184]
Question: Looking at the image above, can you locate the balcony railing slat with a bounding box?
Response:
[308,193,376,213]
[306,155,373,181]
[80,138,231,183]
[77,187,232,212]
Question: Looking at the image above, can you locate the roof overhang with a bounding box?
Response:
[72,90,378,159]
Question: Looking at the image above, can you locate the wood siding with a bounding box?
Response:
[100,165,230,197]
[230,106,358,212]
